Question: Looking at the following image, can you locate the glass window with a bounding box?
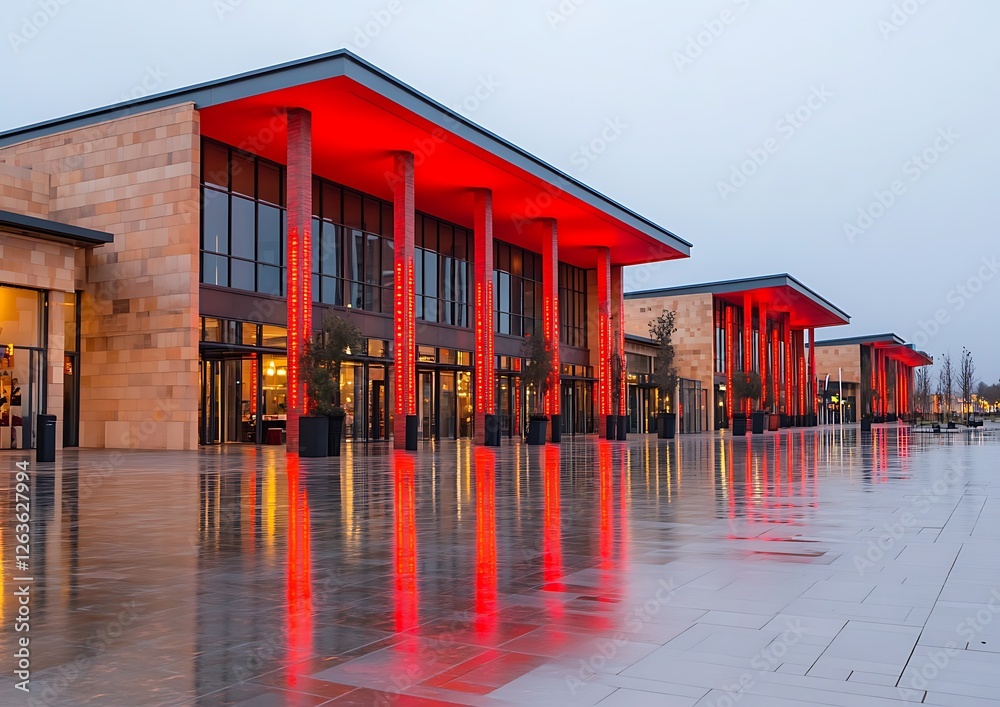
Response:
[0,286,43,347]
[242,322,259,346]
[230,196,255,260]
[203,142,229,189]
[230,151,254,197]
[202,190,229,254]
[257,265,281,297]
[258,162,281,205]
[202,254,228,287]
[343,190,363,229]
[365,234,380,285]
[363,197,381,234]
[231,259,255,292]
[203,318,222,343]
[319,221,338,275]
[63,293,78,352]
[257,204,282,264]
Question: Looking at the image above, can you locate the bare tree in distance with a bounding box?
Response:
[959,347,977,424]
[915,366,932,421]
[937,352,954,424]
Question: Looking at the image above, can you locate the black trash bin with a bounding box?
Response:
[36,414,57,463]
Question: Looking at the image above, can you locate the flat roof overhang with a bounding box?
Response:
[815,333,933,367]
[0,209,113,247]
[0,51,690,270]
[627,274,850,330]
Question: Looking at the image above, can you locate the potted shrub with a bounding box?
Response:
[522,331,553,445]
[304,311,361,457]
[649,311,679,440]
[732,371,761,436]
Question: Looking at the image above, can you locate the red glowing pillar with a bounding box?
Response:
[612,265,627,421]
[392,152,416,450]
[393,451,418,631]
[759,303,768,411]
[725,305,734,423]
[771,326,779,414]
[473,190,495,445]
[541,220,561,440]
[783,314,792,417]
[743,295,753,415]
[796,330,806,419]
[474,448,497,636]
[285,108,312,454]
[808,327,816,420]
[597,247,613,437]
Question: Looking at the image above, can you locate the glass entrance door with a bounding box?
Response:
[418,371,435,440]
[200,356,258,445]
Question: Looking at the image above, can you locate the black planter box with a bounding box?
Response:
[751,412,766,434]
[657,412,676,439]
[299,416,329,458]
[550,414,561,444]
[617,415,629,441]
[732,415,748,436]
[767,414,780,432]
[780,414,792,428]
[484,414,501,447]
[527,418,548,445]
[405,414,418,450]
[328,413,345,457]
[605,415,617,440]
[861,417,873,432]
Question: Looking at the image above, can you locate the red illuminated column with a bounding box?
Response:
[285,108,312,454]
[612,265,626,420]
[770,326,779,414]
[808,327,816,420]
[796,331,806,420]
[541,220,561,441]
[473,190,495,445]
[783,313,792,417]
[597,247,612,438]
[392,152,416,450]
[725,305,734,423]
[759,303,768,411]
[743,295,753,415]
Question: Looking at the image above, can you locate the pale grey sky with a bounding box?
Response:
[3,0,997,381]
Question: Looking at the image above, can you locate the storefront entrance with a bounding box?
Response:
[560,379,595,437]
[200,356,260,445]
[0,285,48,451]
[417,369,473,441]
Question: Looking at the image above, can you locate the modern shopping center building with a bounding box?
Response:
[0,51,692,452]
[623,275,851,433]
[811,334,933,423]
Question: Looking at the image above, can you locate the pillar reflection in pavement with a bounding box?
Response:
[393,450,418,632]
[598,442,614,572]
[474,447,497,637]
[542,445,563,599]
[285,455,312,669]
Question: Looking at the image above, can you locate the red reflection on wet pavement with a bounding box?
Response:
[393,450,419,633]
[474,447,497,638]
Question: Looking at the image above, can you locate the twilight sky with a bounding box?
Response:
[3,0,998,381]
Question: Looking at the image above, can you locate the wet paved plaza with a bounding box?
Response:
[3,426,1000,706]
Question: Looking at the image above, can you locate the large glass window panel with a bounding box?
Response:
[258,162,282,205]
[230,152,254,197]
[230,196,255,260]
[363,198,381,234]
[349,230,365,284]
[203,254,228,287]
[423,218,437,253]
[381,238,394,290]
[322,183,341,223]
[365,234,380,285]
[343,190,363,229]
[320,221,340,275]
[497,272,510,314]
[438,223,453,256]
[202,190,229,254]
[203,142,229,189]
[0,286,43,347]
[310,216,320,271]
[381,286,393,315]
[423,251,437,300]
[257,265,280,297]
[454,229,467,261]
[257,203,282,264]
[321,276,341,306]
[381,202,394,238]
[348,282,363,309]
[231,259,255,292]
[63,293,78,352]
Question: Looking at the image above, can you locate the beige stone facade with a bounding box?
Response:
[623,292,717,428]
[813,344,861,384]
[0,105,201,450]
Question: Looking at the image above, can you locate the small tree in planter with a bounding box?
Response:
[731,371,761,436]
[521,331,553,445]
[304,311,361,456]
[649,311,679,439]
